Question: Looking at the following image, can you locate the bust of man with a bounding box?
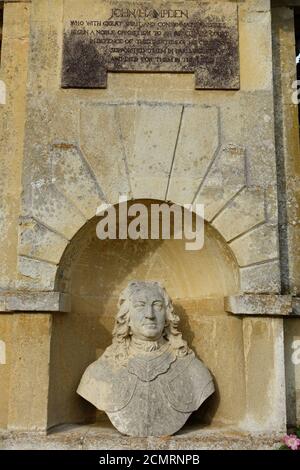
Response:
[77,281,215,437]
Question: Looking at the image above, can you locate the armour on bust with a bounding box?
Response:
[77,280,215,437]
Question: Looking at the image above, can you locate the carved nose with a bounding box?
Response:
[145,306,155,319]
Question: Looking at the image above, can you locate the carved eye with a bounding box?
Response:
[134,301,146,308]
[153,301,163,311]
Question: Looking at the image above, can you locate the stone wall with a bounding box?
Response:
[0,0,299,444]
[272,2,300,427]
[0,0,31,430]
[16,0,281,295]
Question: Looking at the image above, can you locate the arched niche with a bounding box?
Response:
[48,200,245,431]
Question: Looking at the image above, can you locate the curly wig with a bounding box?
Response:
[105,280,190,363]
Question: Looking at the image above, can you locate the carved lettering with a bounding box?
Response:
[62,1,240,90]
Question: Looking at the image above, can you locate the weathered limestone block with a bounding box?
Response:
[50,144,105,220]
[0,292,70,313]
[225,294,292,316]
[0,1,30,290]
[292,298,300,316]
[77,281,215,437]
[80,104,132,204]
[240,91,277,188]
[272,7,298,106]
[265,184,279,225]
[18,217,68,265]
[0,297,6,312]
[230,224,279,267]
[190,314,246,425]
[167,105,219,204]
[239,7,273,91]
[243,0,270,13]
[240,260,281,294]
[242,318,286,432]
[212,188,265,241]
[7,314,52,431]
[0,314,12,429]
[16,256,57,291]
[194,145,246,221]
[31,183,86,240]
[48,97,79,143]
[117,104,183,201]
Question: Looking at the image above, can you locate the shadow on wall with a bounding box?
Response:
[48,200,241,431]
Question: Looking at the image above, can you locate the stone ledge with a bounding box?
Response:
[225,294,293,316]
[292,298,300,316]
[2,1,32,3]
[0,292,70,313]
[0,423,284,450]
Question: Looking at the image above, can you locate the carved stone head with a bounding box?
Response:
[111,280,190,356]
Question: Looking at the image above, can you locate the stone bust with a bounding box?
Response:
[77,281,215,437]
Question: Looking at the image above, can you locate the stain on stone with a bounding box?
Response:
[62,35,107,88]
[52,143,77,150]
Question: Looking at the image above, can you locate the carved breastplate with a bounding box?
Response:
[77,345,214,437]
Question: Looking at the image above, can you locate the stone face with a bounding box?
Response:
[77,281,215,437]
[62,0,240,90]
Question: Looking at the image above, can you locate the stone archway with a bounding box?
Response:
[47,205,243,429]
[17,102,280,295]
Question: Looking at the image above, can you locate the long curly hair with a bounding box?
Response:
[104,281,191,363]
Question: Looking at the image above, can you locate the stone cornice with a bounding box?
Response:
[0,291,70,313]
[225,294,300,317]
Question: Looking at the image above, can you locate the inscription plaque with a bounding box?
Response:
[62,1,240,90]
